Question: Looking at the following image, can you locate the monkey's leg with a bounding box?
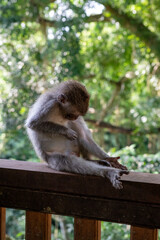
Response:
[80,147,111,167]
[80,138,127,170]
[47,153,129,189]
[79,137,108,159]
[27,121,77,140]
[47,153,103,176]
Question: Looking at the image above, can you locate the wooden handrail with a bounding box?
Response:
[0,159,159,239]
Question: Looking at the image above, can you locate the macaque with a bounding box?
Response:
[25,80,128,189]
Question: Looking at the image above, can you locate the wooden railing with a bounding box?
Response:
[0,159,159,240]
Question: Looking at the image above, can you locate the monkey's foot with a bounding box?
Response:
[105,156,128,170]
[107,169,129,189]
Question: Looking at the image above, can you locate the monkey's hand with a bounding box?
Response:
[66,129,78,141]
[105,156,128,170]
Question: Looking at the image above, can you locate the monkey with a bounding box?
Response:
[25,80,129,189]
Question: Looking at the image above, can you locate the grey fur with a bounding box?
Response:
[25,84,128,189]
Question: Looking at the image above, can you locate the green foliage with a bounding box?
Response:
[6,209,25,240]
[101,222,130,240]
[112,144,160,173]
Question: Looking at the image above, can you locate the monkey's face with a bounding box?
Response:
[62,104,81,121]
[64,112,80,121]
[57,92,89,121]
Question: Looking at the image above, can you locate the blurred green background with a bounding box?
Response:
[0,0,160,239]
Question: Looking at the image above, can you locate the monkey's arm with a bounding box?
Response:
[26,98,57,126]
[74,117,127,170]
[80,136,127,170]
[73,117,108,159]
[26,98,77,140]
[79,136,109,159]
[27,121,77,140]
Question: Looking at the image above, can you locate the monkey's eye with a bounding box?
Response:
[65,114,78,120]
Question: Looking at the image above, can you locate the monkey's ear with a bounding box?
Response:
[57,94,67,103]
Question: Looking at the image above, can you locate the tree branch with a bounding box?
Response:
[98,72,135,122]
[86,118,133,134]
[80,74,123,85]
[98,84,121,122]
[38,13,110,28]
[85,118,160,135]
[101,2,160,60]
[85,13,111,23]
[6,1,159,60]
[38,3,160,60]
[38,17,56,27]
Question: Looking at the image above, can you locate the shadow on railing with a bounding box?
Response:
[0,159,159,240]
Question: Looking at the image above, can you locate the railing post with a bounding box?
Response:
[25,211,51,240]
[0,208,6,240]
[74,218,101,240]
[130,226,158,240]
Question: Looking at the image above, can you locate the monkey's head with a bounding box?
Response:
[57,81,90,121]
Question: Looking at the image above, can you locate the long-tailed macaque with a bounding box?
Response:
[25,80,128,189]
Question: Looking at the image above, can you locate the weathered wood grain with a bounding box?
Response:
[130,226,158,240]
[0,186,159,228]
[0,159,160,204]
[26,211,51,240]
[0,208,6,240]
[74,218,101,240]
[0,159,159,228]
